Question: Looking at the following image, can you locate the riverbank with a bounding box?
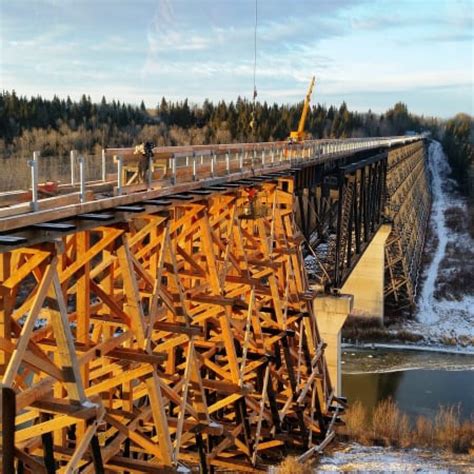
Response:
[341,315,474,353]
[315,443,474,472]
[275,442,474,474]
[342,141,473,352]
[339,398,473,453]
[273,346,474,473]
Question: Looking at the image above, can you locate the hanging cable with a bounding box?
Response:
[253,0,258,102]
[250,0,258,139]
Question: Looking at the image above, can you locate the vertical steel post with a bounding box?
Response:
[70,150,77,185]
[101,149,106,182]
[225,153,230,174]
[211,153,216,177]
[192,155,197,181]
[171,156,176,184]
[115,155,123,196]
[239,152,243,172]
[29,150,40,212]
[78,155,86,203]
[147,153,153,190]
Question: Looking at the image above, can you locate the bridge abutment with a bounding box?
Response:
[341,223,392,323]
[313,294,353,396]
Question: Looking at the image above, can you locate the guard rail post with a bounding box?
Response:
[225,152,230,174]
[29,150,40,212]
[171,156,177,185]
[147,153,153,190]
[78,155,86,203]
[192,154,197,181]
[70,150,77,185]
[101,149,107,182]
[115,155,123,196]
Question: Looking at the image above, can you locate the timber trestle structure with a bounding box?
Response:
[0,135,429,472]
[0,179,342,473]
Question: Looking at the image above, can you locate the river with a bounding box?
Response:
[314,347,474,472]
[342,347,474,420]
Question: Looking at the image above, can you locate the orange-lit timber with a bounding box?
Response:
[0,179,338,472]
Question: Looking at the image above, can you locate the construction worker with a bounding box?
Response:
[134,141,154,183]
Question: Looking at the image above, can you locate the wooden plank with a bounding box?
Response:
[0,163,292,233]
[0,190,32,207]
[2,260,55,386]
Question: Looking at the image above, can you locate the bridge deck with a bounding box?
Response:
[0,136,421,236]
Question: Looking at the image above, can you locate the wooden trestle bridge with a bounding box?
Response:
[0,135,430,473]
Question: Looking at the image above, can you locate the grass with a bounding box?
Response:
[339,398,474,454]
[341,315,424,344]
[275,456,314,474]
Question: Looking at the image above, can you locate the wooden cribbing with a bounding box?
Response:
[0,179,332,472]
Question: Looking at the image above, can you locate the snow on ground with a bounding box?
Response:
[417,141,451,325]
[316,443,473,473]
[406,141,474,347]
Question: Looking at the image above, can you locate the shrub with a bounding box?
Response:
[339,399,473,454]
[371,397,402,446]
[434,405,461,451]
[343,400,368,443]
[276,456,314,474]
[414,415,433,447]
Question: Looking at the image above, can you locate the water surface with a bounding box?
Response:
[342,348,474,420]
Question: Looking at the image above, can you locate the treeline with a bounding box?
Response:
[1,90,471,195]
[441,113,474,196]
[0,91,438,154]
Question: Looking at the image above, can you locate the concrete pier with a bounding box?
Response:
[313,294,353,396]
[341,224,392,323]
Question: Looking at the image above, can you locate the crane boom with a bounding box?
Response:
[289,76,316,142]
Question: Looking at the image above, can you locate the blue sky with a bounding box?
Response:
[1,0,473,117]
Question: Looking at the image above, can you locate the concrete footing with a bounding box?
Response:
[313,294,353,396]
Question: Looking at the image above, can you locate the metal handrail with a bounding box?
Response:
[22,135,424,211]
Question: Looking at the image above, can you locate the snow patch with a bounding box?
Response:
[417,141,450,324]
[317,443,473,472]
[412,141,474,345]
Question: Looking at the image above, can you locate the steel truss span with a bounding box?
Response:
[292,140,431,313]
[0,180,344,473]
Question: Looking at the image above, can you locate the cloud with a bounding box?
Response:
[418,32,474,43]
[1,0,471,117]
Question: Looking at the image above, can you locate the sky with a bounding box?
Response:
[0,0,473,118]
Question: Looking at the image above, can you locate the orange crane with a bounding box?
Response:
[289,76,316,142]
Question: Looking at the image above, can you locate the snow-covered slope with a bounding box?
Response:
[417,141,450,324]
[410,141,473,346]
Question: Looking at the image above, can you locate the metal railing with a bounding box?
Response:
[9,135,424,213]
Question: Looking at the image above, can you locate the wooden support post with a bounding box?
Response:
[1,385,15,474]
